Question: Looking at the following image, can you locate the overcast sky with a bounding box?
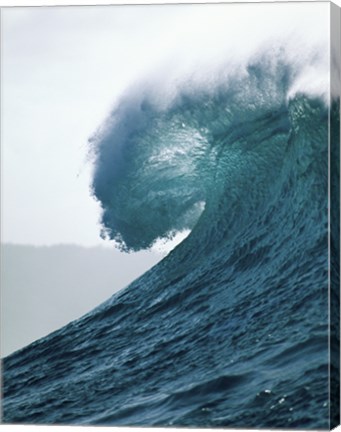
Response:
[1,5,187,247]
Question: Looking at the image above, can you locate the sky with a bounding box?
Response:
[1,5,188,248]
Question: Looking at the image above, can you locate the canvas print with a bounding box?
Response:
[1,2,340,429]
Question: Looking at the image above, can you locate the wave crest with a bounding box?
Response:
[90,48,327,252]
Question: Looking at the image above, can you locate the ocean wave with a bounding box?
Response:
[2,3,338,429]
[90,57,328,254]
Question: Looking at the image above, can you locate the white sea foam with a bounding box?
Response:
[112,2,330,107]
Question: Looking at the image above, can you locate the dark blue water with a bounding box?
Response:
[2,58,338,429]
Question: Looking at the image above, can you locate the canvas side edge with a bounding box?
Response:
[330,2,341,429]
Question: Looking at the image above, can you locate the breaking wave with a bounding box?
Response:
[3,2,339,429]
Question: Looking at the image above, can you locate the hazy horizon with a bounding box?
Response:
[1,243,164,357]
[0,6,191,358]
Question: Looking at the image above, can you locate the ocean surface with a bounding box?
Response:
[2,7,340,428]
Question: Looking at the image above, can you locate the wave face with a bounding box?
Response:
[2,8,337,428]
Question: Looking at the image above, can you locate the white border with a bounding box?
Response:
[0,0,340,7]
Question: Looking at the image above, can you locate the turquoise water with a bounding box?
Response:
[2,57,338,428]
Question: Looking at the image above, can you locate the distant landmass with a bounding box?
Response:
[1,244,162,356]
